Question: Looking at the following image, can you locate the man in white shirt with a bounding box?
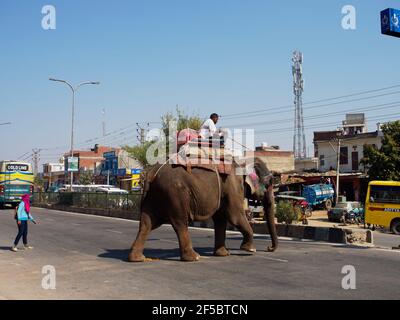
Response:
[199,113,220,139]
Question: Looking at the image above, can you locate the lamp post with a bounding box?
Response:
[49,78,100,190]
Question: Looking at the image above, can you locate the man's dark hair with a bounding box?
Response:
[210,113,219,119]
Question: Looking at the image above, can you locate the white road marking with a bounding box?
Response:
[106,229,123,234]
[160,239,179,244]
[373,248,400,254]
[259,256,288,263]
[71,223,81,226]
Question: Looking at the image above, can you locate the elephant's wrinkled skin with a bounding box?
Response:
[128,158,277,262]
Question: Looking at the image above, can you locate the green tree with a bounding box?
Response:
[361,121,400,181]
[34,175,45,191]
[161,107,203,155]
[78,171,94,185]
[123,108,203,167]
[122,141,155,168]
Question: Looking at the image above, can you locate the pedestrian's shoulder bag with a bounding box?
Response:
[14,205,19,220]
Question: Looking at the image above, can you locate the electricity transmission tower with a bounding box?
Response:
[136,123,149,145]
[292,51,306,159]
[32,148,42,176]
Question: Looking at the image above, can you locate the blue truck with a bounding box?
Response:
[302,184,335,210]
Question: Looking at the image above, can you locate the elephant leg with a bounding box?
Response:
[212,213,230,257]
[128,211,160,262]
[228,204,256,253]
[170,218,200,262]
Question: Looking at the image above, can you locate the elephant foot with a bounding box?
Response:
[240,242,256,253]
[214,247,230,257]
[128,251,146,262]
[181,249,200,262]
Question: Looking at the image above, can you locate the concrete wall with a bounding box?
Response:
[247,150,295,173]
[295,158,319,172]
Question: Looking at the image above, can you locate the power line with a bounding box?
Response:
[224,100,400,128]
[221,83,400,119]
[255,112,400,135]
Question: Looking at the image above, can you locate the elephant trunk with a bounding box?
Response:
[263,184,278,252]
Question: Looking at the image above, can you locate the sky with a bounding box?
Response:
[0,0,399,167]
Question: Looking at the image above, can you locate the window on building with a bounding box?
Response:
[319,154,325,166]
[340,147,348,165]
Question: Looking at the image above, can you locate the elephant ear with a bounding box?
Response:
[245,170,266,199]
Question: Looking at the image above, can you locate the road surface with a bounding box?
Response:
[0,207,399,300]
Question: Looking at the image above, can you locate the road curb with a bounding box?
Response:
[33,204,373,245]
[190,221,372,245]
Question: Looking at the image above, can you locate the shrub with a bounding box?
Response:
[275,200,299,224]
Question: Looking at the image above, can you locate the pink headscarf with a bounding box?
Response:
[21,194,30,213]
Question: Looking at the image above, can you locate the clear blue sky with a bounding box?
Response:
[0,0,399,165]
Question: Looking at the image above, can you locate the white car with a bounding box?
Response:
[95,186,129,194]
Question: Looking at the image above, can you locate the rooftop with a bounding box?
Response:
[313,130,379,142]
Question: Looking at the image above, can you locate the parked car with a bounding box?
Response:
[47,185,61,193]
[95,186,129,194]
[328,201,364,223]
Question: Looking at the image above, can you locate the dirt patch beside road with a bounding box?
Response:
[308,210,365,230]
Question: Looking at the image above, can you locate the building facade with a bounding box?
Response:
[42,162,66,189]
[314,114,383,173]
[246,146,294,174]
[314,130,382,173]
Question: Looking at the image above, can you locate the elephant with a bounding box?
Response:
[128,157,278,262]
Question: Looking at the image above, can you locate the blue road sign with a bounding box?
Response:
[381,8,400,38]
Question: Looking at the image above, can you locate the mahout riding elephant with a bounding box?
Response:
[128,157,277,262]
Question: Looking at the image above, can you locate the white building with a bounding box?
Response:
[313,123,383,173]
[43,162,66,188]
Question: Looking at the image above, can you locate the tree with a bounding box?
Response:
[361,121,400,181]
[123,141,155,168]
[161,107,203,156]
[78,171,94,185]
[34,175,45,191]
[123,108,203,167]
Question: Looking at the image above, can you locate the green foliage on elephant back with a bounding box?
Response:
[275,200,299,224]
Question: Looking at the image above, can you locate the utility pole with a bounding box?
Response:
[136,123,149,145]
[102,108,106,137]
[336,138,341,203]
[292,51,306,159]
[32,148,41,176]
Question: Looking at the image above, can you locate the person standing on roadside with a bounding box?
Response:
[11,194,36,252]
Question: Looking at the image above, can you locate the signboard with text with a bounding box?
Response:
[381,8,400,38]
[67,157,79,172]
[131,168,142,191]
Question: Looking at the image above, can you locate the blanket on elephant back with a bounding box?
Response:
[169,150,233,175]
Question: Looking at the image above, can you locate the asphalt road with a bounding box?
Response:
[0,207,399,300]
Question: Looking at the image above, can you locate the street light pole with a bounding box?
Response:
[336,138,341,203]
[49,78,100,191]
